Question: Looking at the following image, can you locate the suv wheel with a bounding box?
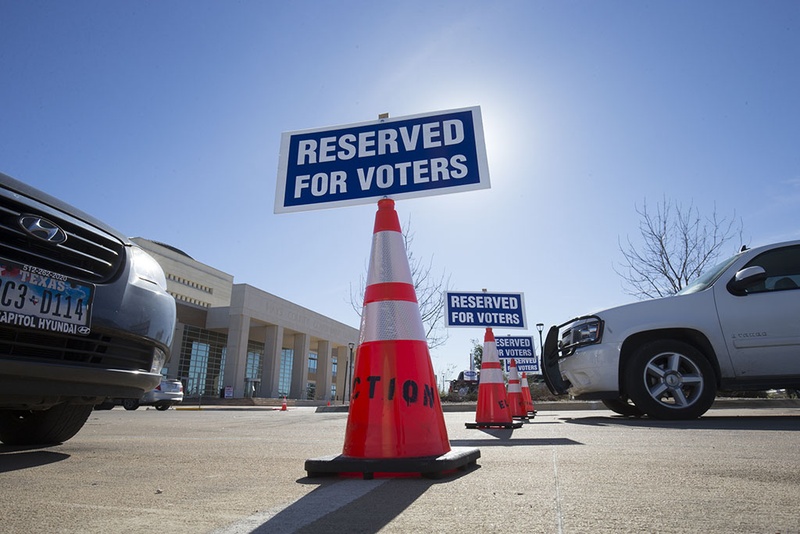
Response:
[121,399,140,411]
[0,404,94,445]
[625,340,716,420]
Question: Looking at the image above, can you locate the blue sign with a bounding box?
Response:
[445,291,526,329]
[502,358,541,374]
[495,336,535,359]
[275,107,490,213]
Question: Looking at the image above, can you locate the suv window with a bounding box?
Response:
[743,245,800,294]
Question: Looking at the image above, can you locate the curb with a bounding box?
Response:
[314,398,800,414]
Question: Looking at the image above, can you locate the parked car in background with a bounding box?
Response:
[0,172,176,445]
[542,240,800,420]
[96,378,184,411]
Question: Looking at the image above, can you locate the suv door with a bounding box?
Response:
[714,245,800,378]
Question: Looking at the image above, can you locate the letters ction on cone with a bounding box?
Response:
[507,359,528,421]
[466,328,522,429]
[305,198,480,479]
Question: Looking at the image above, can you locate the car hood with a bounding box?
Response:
[587,290,715,341]
[0,171,130,244]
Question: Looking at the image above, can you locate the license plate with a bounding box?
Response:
[0,259,94,335]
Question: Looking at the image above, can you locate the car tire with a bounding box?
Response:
[155,404,170,411]
[624,340,716,420]
[602,397,645,417]
[122,399,140,411]
[0,404,94,445]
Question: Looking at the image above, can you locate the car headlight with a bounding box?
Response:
[130,245,168,291]
[150,347,168,374]
[559,316,604,355]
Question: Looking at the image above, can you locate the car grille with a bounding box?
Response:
[0,189,125,283]
[0,326,154,372]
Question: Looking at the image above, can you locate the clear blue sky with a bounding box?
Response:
[2,1,799,382]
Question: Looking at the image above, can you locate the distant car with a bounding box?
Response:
[542,240,800,420]
[0,172,176,445]
[96,378,184,411]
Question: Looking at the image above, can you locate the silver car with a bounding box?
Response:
[0,172,176,444]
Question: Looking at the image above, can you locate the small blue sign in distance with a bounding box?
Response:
[275,107,490,213]
[445,291,526,329]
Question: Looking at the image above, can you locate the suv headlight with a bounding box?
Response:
[559,316,604,355]
[130,245,168,291]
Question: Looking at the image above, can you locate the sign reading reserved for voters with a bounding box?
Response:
[495,336,535,359]
[445,291,527,329]
[502,358,540,374]
[275,107,490,213]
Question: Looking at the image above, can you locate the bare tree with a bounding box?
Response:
[615,197,743,299]
[349,217,451,349]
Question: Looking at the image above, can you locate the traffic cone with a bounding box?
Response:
[520,372,537,417]
[305,198,480,479]
[466,328,522,429]
[280,396,287,411]
[507,359,528,420]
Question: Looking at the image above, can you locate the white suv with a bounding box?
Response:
[542,240,800,419]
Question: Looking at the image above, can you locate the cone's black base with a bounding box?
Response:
[465,421,523,429]
[305,447,480,480]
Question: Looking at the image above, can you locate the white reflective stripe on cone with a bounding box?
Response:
[479,367,505,384]
[366,231,413,285]
[360,300,427,343]
[483,344,500,362]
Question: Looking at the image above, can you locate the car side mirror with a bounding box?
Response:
[726,266,767,296]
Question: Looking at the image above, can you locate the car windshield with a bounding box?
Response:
[677,253,742,295]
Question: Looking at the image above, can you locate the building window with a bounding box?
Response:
[332,358,337,378]
[308,352,318,374]
[330,383,337,400]
[178,326,228,398]
[279,349,293,397]
[245,341,264,397]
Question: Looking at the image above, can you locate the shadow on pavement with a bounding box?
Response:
[562,414,800,431]
[235,467,478,533]
[0,449,70,473]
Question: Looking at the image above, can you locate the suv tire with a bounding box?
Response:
[0,404,94,445]
[625,340,716,420]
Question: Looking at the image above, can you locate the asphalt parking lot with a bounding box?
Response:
[1,403,799,534]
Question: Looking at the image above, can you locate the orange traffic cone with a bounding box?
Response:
[305,198,480,479]
[520,372,537,418]
[280,396,287,411]
[507,359,528,420]
[466,328,522,429]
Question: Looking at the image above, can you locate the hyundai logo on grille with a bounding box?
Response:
[18,214,68,245]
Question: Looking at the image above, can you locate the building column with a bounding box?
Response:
[316,340,331,400]
[291,333,310,400]
[223,314,250,398]
[262,324,283,398]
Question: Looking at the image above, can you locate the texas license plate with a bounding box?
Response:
[0,259,94,335]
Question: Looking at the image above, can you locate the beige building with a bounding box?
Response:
[133,238,359,401]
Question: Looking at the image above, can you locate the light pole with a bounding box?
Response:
[344,342,354,404]
[536,323,544,356]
